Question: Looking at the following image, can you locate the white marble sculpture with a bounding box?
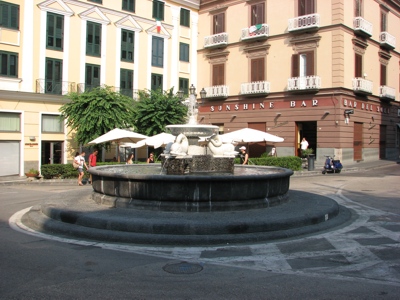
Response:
[207,134,237,157]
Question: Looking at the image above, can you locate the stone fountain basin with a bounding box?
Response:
[89,165,293,212]
[166,124,219,137]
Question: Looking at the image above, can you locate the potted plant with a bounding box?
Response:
[25,168,40,178]
[302,148,314,157]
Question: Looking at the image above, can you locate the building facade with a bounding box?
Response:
[197,0,400,164]
[0,0,200,176]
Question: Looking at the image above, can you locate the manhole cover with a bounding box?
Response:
[163,262,203,274]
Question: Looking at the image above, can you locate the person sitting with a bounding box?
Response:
[126,153,134,164]
[147,153,155,163]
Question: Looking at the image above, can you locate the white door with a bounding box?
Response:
[0,141,20,176]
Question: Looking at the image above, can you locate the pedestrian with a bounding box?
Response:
[126,153,134,164]
[300,137,309,150]
[88,150,98,184]
[239,146,248,165]
[269,146,277,157]
[74,151,88,186]
[147,152,155,163]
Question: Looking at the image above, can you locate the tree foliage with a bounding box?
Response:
[60,86,136,145]
[132,88,188,136]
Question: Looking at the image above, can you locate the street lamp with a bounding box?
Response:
[189,84,196,95]
[177,89,184,100]
[199,88,207,104]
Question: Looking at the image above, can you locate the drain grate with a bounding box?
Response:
[163,262,203,274]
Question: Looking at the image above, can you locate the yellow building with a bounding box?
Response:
[197,0,400,163]
[0,0,200,176]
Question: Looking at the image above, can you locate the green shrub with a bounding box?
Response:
[234,156,302,171]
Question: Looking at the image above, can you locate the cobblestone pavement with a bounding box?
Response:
[8,163,400,289]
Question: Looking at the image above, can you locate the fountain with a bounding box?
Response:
[20,85,349,245]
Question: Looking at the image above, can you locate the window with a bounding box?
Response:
[298,0,315,16]
[121,29,134,62]
[47,13,64,50]
[179,43,189,62]
[120,69,133,98]
[251,58,265,81]
[179,77,189,95]
[88,0,102,4]
[152,0,164,21]
[45,58,63,95]
[380,11,387,32]
[354,0,362,17]
[151,73,163,91]
[42,114,63,133]
[213,13,225,34]
[0,1,19,30]
[0,112,20,132]
[86,21,101,57]
[354,53,362,77]
[291,52,314,77]
[85,64,100,91]
[212,64,225,85]
[152,36,163,67]
[380,64,386,86]
[251,3,264,25]
[122,0,135,12]
[180,8,190,27]
[0,51,18,77]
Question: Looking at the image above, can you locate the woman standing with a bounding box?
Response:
[239,146,248,165]
[147,153,155,163]
[126,153,134,164]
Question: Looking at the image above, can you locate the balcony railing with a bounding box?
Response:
[204,85,229,98]
[241,24,269,41]
[379,32,396,49]
[379,85,396,100]
[352,78,373,94]
[241,81,270,95]
[204,33,228,48]
[36,79,75,95]
[353,17,373,37]
[288,13,320,32]
[114,87,139,100]
[287,76,321,91]
[77,81,100,94]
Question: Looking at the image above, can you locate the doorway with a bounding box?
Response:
[42,141,63,164]
[296,121,317,157]
[353,122,363,161]
[248,122,267,158]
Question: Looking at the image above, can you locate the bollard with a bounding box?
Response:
[307,154,315,171]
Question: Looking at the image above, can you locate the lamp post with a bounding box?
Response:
[177,89,184,100]
[200,88,207,105]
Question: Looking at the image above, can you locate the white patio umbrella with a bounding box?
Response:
[87,128,148,162]
[220,128,284,143]
[130,132,175,149]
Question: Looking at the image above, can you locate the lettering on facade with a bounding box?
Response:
[210,100,318,112]
[25,143,38,147]
[343,99,389,114]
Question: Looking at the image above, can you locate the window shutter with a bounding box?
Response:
[380,64,386,85]
[292,54,299,77]
[251,3,264,25]
[355,54,362,77]
[212,64,224,85]
[251,58,264,81]
[214,13,224,34]
[305,51,314,76]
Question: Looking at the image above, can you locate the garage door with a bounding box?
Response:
[0,141,20,176]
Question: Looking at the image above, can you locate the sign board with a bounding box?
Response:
[344,109,354,114]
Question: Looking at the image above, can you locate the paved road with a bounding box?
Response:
[1,165,399,299]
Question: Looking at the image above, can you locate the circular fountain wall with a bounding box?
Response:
[89,164,293,212]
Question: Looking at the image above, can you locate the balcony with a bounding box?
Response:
[241,81,270,96]
[353,17,372,37]
[287,76,321,91]
[379,85,396,101]
[241,24,269,41]
[204,33,228,49]
[203,85,229,99]
[288,13,320,32]
[379,32,396,50]
[352,78,373,94]
[36,79,75,95]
